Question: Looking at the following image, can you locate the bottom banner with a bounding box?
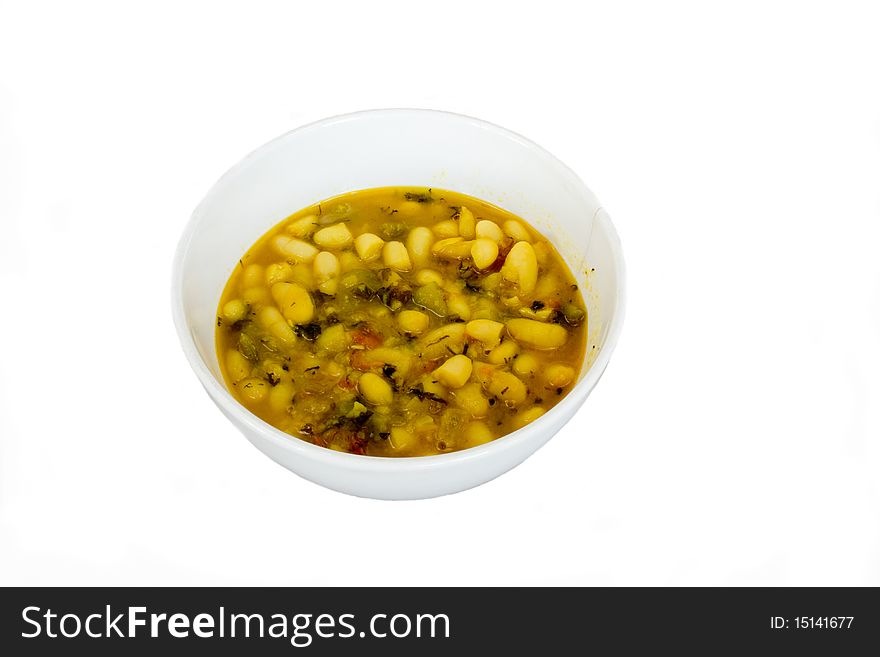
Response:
[1,587,876,653]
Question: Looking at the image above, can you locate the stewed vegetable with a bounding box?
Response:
[216,187,587,456]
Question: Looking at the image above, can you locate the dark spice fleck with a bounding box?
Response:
[530,300,545,311]
[382,363,397,379]
[294,323,322,341]
[304,365,320,373]
[457,259,478,281]
[556,387,563,395]
[408,383,447,405]
[301,424,314,435]
[404,189,433,203]
[281,364,289,371]
[488,398,496,406]
[351,409,373,427]
[425,334,450,347]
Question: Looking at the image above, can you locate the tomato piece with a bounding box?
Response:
[349,349,373,372]
[351,327,382,349]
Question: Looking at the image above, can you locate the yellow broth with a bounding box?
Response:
[216,187,587,456]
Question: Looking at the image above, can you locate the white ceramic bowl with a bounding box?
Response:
[172,109,625,500]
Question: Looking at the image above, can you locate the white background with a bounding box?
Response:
[1,0,878,586]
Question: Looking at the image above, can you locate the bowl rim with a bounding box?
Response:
[171,108,626,473]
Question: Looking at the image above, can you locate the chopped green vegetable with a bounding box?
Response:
[404,190,433,203]
[317,202,353,225]
[238,333,259,362]
[380,222,408,240]
[412,282,448,317]
[339,269,382,294]
[561,303,586,326]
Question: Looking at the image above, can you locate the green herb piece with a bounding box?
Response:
[238,333,259,362]
[412,282,448,317]
[380,222,408,240]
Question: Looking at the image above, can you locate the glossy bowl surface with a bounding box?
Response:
[172,109,625,499]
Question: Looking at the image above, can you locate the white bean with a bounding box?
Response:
[390,426,416,451]
[545,363,576,388]
[488,371,527,406]
[315,323,350,354]
[273,235,318,263]
[503,219,531,242]
[242,286,270,307]
[432,237,474,260]
[271,282,315,324]
[398,310,430,336]
[313,223,353,249]
[512,406,546,430]
[420,323,467,359]
[448,293,472,321]
[222,299,249,323]
[359,372,394,405]
[433,219,459,238]
[433,354,473,389]
[465,319,504,347]
[241,263,264,289]
[512,352,540,378]
[265,262,293,286]
[226,349,251,383]
[288,262,315,290]
[452,383,489,418]
[506,318,568,349]
[458,206,476,239]
[471,238,499,269]
[238,377,268,402]
[354,232,385,262]
[268,382,296,413]
[475,220,504,243]
[415,268,443,286]
[487,339,520,364]
[258,306,296,343]
[313,251,340,295]
[406,227,434,267]
[382,240,412,271]
[501,241,538,295]
[463,420,494,447]
[286,214,319,237]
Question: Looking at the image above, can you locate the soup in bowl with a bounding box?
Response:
[172,110,625,499]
